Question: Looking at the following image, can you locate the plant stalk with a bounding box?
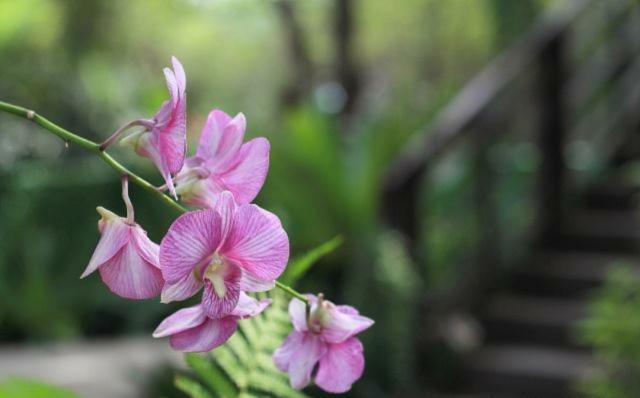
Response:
[0,100,307,304]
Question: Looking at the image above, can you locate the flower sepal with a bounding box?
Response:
[80,176,164,300]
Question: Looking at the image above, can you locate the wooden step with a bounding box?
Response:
[481,294,587,348]
[568,209,640,237]
[512,251,640,297]
[583,182,640,211]
[465,345,594,397]
[557,209,640,253]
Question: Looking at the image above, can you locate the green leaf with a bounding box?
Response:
[0,378,80,398]
[281,235,344,284]
[248,372,309,398]
[185,353,237,398]
[177,291,310,398]
[175,376,216,398]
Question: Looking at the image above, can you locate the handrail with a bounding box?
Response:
[383,0,594,192]
[379,0,640,365]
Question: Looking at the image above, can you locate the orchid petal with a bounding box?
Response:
[211,112,246,170]
[273,330,304,372]
[223,204,289,281]
[153,100,173,128]
[287,333,327,390]
[155,99,187,176]
[169,316,237,352]
[336,305,359,315]
[163,68,179,107]
[197,110,245,168]
[289,297,309,332]
[315,337,365,394]
[158,125,186,176]
[178,172,225,209]
[171,56,186,95]
[98,240,164,300]
[240,271,275,292]
[120,57,187,195]
[321,305,374,344]
[162,170,178,199]
[157,98,187,175]
[218,137,270,204]
[273,330,327,389]
[201,261,242,319]
[231,292,271,319]
[153,305,206,338]
[196,109,230,160]
[146,57,187,180]
[160,210,221,284]
[131,226,160,268]
[133,132,179,199]
[157,58,187,174]
[81,210,130,278]
[161,271,202,303]
[213,191,237,245]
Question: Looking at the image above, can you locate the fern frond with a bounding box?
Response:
[184,353,236,398]
[178,237,343,398]
[178,291,310,398]
[175,376,216,398]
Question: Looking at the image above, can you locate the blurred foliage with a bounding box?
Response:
[0,0,548,396]
[280,235,344,285]
[0,378,80,398]
[368,231,421,390]
[0,158,182,341]
[578,266,640,398]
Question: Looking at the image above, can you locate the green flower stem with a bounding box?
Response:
[0,101,186,213]
[275,281,309,303]
[0,100,307,305]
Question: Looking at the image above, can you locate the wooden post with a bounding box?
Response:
[451,117,502,311]
[537,33,565,243]
[334,0,360,119]
[472,118,501,302]
[381,169,423,261]
[273,0,313,108]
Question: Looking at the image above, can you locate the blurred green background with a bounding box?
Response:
[0,0,580,397]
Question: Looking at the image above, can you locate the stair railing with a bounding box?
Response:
[381,0,640,311]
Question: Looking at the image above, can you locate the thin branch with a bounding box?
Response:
[0,101,186,214]
[0,100,307,303]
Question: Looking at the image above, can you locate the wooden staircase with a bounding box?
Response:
[464,180,640,397]
[380,1,640,396]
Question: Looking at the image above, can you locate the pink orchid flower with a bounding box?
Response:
[105,57,187,199]
[273,294,374,393]
[153,292,271,352]
[80,176,163,300]
[159,191,288,319]
[174,109,269,208]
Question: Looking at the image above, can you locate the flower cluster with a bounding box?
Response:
[275,294,374,393]
[80,57,372,393]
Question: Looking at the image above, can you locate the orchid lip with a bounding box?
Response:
[198,253,230,298]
